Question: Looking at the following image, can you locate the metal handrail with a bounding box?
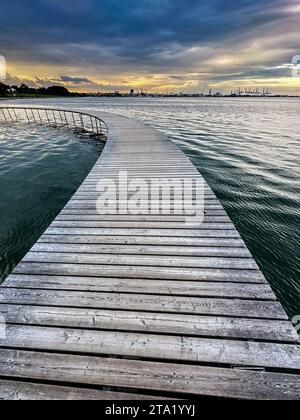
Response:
[0,106,108,140]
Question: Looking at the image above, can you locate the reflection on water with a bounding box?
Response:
[0,121,103,281]
[2,97,300,319]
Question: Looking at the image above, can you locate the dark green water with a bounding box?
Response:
[0,121,104,281]
[2,97,300,322]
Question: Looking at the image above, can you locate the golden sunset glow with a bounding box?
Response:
[1,0,300,95]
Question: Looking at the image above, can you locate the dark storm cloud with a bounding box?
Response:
[0,0,292,58]
[208,65,293,82]
[0,0,294,64]
[60,75,94,84]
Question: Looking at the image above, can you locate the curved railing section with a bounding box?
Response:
[0,106,108,140]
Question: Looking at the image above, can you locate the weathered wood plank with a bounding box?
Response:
[83,171,200,176]
[0,350,297,399]
[45,227,241,238]
[51,221,236,230]
[59,209,228,217]
[73,191,218,197]
[12,262,266,283]
[3,274,275,300]
[0,288,287,319]
[55,216,231,224]
[63,207,225,214]
[23,252,259,270]
[0,325,299,369]
[31,242,252,258]
[38,235,246,248]
[77,187,217,195]
[67,199,221,206]
[0,304,297,342]
[70,196,218,203]
[0,380,158,400]
[57,212,228,220]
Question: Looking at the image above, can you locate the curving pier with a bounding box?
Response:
[0,107,299,400]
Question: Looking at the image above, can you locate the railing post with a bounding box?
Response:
[12,108,18,121]
[0,108,8,122]
[80,114,84,130]
[63,111,68,125]
[37,109,43,124]
[52,110,57,126]
[45,110,51,125]
[71,112,76,128]
[90,116,94,134]
[24,109,30,123]
[96,119,100,136]
[31,109,37,123]
[7,108,14,121]
[59,110,66,126]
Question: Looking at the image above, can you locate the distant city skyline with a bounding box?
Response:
[1,0,300,94]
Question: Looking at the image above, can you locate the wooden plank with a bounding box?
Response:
[0,288,287,319]
[23,252,259,270]
[59,209,228,217]
[50,221,236,230]
[12,263,266,283]
[80,176,212,180]
[0,304,297,342]
[79,178,213,183]
[71,194,217,200]
[77,187,217,194]
[45,228,241,238]
[90,162,196,165]
[73,190,217,196]
[91,158,188,162]
[55,215,231,224]
[65,200,223,207]
[0,325,299,370]
[30,242,252,258]
[38,235,245,248]
[90,167,199,171]
[85,168,200,172]
[83,171,200,175]
[0,379,158,400]
[3,274,275,300]
[63,206,225,213]
[67,199,221,206]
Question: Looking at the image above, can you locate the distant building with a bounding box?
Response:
[130,89,135,97]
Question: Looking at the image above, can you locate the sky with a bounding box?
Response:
[0,0,300,94]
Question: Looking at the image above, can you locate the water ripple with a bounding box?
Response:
[0,122,103,283]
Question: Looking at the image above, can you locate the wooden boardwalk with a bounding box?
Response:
[0,109,299,400]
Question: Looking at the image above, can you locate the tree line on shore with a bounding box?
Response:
[0,82,74,97]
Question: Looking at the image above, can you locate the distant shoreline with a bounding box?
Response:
[1,94,299,99]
